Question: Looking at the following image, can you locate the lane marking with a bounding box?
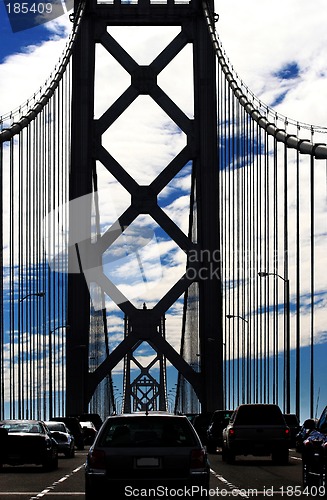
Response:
[1,494,84,497]
[210,468,249,498]
[29,464,85,499]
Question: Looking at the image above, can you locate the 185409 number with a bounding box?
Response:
[6,2,53,14]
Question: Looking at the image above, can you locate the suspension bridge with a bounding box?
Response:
[0,0,326,424]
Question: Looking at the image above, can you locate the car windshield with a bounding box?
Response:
[0,422,43,433]
[234,406,285,425]
[46,422,66,432]
[99,417,197,448]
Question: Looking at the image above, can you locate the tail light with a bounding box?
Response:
[229,428,235,438]
[190,448,206,469]
[285,428,290,437]
[87,449,106,469]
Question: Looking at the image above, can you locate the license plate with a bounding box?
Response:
[136,457,159,467]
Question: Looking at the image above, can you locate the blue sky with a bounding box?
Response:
[1,0,327,422]
[0,1,63,62]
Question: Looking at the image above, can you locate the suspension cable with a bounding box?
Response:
[0,0,86,143]
[202,0,327,159]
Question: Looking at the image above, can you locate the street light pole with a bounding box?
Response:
[258,271,291,414]
[18,291,46,419]
[226,314,249,404]
[49,325,70,419]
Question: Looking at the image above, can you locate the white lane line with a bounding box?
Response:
[29,464,85,499]
[210,468,249,498]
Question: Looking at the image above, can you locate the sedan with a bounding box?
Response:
[44,420,75,458]
[85,412,210,499]
[80,420,97,445]
[0,419,58,470]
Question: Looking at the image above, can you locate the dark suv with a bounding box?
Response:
[302,405,327,488]
[222,404,290,464]
[206,410,233,453]
[85,412,210,499]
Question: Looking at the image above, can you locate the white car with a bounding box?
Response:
[44,421,75,458]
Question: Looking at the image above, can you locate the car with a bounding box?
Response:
[206,409,233,453]
[85,412,210,499]
[51,416,84,450]
[302,405,327,488]
[295,418,317,453]
[44,421,75,458]
[191,411,214,446]
[222,404,290,464]
[283,413,301,448]
[78,413,103,431]
[81,420,97,445]
[0,419,58,470]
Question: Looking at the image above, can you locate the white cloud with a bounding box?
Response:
[216,0,327,130]
[0,15,72,117]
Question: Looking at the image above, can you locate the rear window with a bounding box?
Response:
[283,414,299,426]
[99,417,198,448]
[0,422,43,433]
[212,411,233,424]
[234,405,285,425]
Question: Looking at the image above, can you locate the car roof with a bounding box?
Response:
[0,419,42,424]
[105,412,186,419]
[44,420,66,425]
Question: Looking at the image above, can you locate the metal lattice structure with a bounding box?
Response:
[66,0,223,415]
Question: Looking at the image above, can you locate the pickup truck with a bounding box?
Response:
[222,404,290,464]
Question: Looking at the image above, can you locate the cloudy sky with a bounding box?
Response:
[1,0,326,420]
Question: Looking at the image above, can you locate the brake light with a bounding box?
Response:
[190,449,206,469]
[285,428,290,437]
[229,428,235,437]
[88,449,106,469]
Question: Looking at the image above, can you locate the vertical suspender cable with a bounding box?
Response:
[0,141,3,418]
[310,154,315,418]
[295,147,300,418]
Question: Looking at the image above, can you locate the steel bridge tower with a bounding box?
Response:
[66,0,223,415]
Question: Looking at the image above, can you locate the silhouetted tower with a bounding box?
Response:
[66,0,223,415]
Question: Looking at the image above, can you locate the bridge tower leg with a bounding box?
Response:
[66,0,223,415]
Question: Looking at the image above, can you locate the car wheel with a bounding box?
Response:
[43,455,58,472]
[222,447,235,464]
[206,441,216,454]
[221,446,228,462]
[65,446,75,458]
[272,449,289,465]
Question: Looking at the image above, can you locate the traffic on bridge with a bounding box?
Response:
[0,0,327,497]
